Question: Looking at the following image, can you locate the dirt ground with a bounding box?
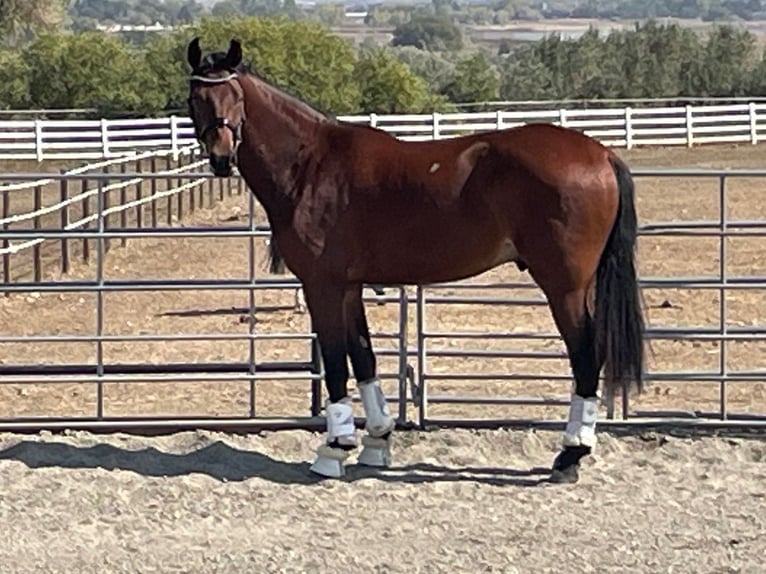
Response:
[0,428,764,573]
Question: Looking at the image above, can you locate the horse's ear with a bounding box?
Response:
[187,37,202,70]
[225,38,243,69]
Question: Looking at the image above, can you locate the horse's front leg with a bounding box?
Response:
[303,281,357,478]
[344,284,395,468]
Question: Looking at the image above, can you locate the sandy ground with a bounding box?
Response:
[0,428,764,573]
[0,144,765,572]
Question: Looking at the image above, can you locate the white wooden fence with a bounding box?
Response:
[1,102,766,161]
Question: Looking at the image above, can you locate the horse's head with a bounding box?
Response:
[186,37,245,177]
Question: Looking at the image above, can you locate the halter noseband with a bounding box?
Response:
[189,72,244,154]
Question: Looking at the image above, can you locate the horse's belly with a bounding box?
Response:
[487,238,520,268]
[366,230,518,284]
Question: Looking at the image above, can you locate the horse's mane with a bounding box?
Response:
[196,50,336,125]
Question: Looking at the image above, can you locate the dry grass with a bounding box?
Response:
[1,143,766,424]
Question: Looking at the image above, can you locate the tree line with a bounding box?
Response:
[0,16,765,117]
[499,20,766,101]
[64,0,766,31]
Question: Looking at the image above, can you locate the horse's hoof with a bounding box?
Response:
[357,436,392,468]
[309,444,349,478]
[310,456,345,478]
[550,465,579,484]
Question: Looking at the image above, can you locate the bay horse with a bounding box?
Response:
[185,38,645,484]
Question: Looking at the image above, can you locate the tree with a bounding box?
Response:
[0,49,29,109]
[315,4,346,27]
[22,32,165,114]
[354,47,444,113]
[500,45,553,101]
[143,32,193,112]
[183,16,362,114]
[692,25,759,96]
[391,14,463,52]
[391,45,455,94]
[0,0,67,46]
[442,52,500,104]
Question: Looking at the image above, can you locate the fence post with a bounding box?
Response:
[685,105,694,148]
[2,188,10,292]
[175,154,184,221]
[150,156,158,228]
[749,102,758,145]
[170,116,180,161]
[100,119,110,158]
[59,169,70,275]
[33,186,42,283]
[102,165,111,253]
[135,158,143,229]
[194,149,205,206]
[624,106,633,150]
[188,151,196,214]
[495,110,503,131]
[81,178,90,262]
[432,112,441,140]
[34,120,44,163]
[166,156,173,225]
[119,162,128,247]
[310,315,322,417]
[558,108,568,128]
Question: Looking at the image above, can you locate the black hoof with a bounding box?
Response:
[550,465,579,484]
[550,445,590,484]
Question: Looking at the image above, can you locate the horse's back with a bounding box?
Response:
[341,121,616,193]
[330,120,621,286]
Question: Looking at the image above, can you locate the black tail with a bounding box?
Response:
[595,156,646,396]
[268,236,287,275]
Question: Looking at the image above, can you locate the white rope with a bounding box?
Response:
[0,158,209,256]
[0,148,183,194]
[0,150,200,226]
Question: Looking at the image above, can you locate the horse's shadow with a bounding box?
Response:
[0,440,554,487]
[157,304,294,319]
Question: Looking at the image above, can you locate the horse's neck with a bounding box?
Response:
[236,75,327,219]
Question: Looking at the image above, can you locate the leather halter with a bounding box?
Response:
[188,72,244,154]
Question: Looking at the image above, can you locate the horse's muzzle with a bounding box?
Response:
[209,153,234,177]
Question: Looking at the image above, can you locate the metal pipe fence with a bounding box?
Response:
[415,169,766,429]
[0,169,765,435]
[0,149,243,286]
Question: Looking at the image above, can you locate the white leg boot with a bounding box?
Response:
[356,377,396,468]
[310,397,358,478]
[563,393,599,448]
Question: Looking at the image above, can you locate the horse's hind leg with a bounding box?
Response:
[545,286,603,484]
[302,281,357,478]
[345,285,395,467]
